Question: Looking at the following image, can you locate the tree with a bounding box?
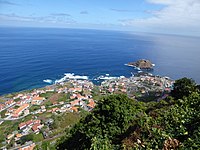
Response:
[171,77,197,99]
[56,94,144,150]
[17,134,33,145]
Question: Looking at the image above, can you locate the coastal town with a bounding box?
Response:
[0,73,174,149]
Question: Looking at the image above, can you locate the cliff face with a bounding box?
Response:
[128,59,153,69]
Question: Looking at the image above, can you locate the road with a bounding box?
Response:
[8,133,65,150]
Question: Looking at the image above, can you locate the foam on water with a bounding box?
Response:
[98,76,118,80]
[55,73,89,84]
[53,73,123,84]
[94,74,125,80]
[43,79,53,84]
[64,73,88,80]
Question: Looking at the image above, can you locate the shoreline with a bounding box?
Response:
[0,72,171,98]
[0,73,127,97]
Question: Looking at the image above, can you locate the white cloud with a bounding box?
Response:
[119,0,200,36]
[0,13,76,24]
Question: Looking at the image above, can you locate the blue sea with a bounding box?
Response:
[0,27,200,95]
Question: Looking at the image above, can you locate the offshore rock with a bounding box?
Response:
[127,59,154,69]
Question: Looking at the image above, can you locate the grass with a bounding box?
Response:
[29,105,41,112]
[43,100,52,107]
[0,120,20,145]
[20,114,34,122]
[59,113,81,128]
[40,92,56,99]
[43,93,67,106]
[37,140,57,150]
[0,99,5,103]
[14,98,21,102]
[37,112,52,121]
[91,86,101,101]
[0,133,6,148]
[4,94,15,99]
[13,105,20,109]
[33,133,44,143]
[58,94,67,102]
[0,110,7,118]
[49,112,82,137]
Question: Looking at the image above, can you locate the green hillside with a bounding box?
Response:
[56,78,200,150]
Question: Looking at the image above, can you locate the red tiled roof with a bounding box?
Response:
[32,123,40,131]
[16,133,22,138]
[87,99,95,108]
[70,95,76,99]
[0,104,5,109]
[71,107,78,112]
[33,120,41,124]
[70,100,80,106]
[26,120,33,126]
[12,113,19,118]
[32,96,44,101]
[19,122,26,128]
[5,100,14,105]
[13,104,29,116]
[19,143,35,150]
[52,107,58,112]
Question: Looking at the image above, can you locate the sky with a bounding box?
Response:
[0,0,200,36]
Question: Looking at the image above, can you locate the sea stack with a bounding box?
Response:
[127,59,154,69]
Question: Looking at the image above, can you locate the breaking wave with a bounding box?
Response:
[44,73,126,85]
[55,73,89,84]
[94,74,125,80]
[43,79,53,84]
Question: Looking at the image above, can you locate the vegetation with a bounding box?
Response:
[32,133,44,143]
[40,91,56,99]
[29,105,41,112]
[171,77,197,99]
[51,113,81,130]
[0,98,5,103]
[0,109,7,118]
[35,141,57,150]
[17,134,34,145]
[91,86,101,101]
[56,78,200,150]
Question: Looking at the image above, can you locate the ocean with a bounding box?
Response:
[0,27,200,95]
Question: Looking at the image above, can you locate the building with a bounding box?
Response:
[7,133,14,140]
[87,99,95,110]
[31,96,45,105]
[15,133,23,141]
[5,100,15,106]
[70,100,80,106]
[19,122,26,130]
[71,107,78,112]
[12,104,29,118]
[32,123,44,134]
[19,142,36,150]
[0,104,5,111]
